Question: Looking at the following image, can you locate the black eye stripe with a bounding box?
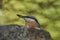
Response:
[24,16,39,24]
[25,16,40,28]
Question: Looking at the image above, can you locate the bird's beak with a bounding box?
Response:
[17,14,25,18]
[17,14,24,18]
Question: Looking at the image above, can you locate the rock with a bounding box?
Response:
[0,24,21,40]
[0,24,52,40]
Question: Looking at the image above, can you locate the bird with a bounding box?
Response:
[0,14,52,40]
[17,14,52,40]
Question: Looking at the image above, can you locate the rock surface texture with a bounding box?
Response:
[0,24,52,40]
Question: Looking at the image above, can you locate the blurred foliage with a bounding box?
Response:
[0,0,60,40]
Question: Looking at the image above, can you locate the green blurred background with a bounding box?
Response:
[0,0,60,40]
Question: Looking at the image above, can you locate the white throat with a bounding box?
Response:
[25,18,35,21]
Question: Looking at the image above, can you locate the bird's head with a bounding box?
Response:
[17,14,40,28]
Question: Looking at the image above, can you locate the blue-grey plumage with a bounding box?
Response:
[0,14,52,40]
